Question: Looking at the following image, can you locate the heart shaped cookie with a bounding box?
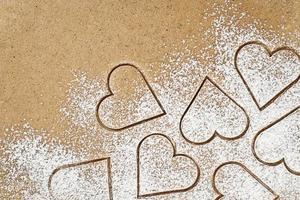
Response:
[48,157,113,200]
[96,63,166,131]
[213,161,279,200]
[180,77,249,145]
[252,106,300,176]
[137,133,200,198]
[235,41,300,110]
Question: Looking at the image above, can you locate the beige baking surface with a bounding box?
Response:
[0,0,299,199]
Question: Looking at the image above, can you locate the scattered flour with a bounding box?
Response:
[1,1,299,200]
[0,123,85,199]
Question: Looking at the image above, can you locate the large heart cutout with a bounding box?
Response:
[96,63,166,131]
[137,133,200,198]
[180,77,249,145]
[48,157,113,200]
[235,41,300,110]
[213,161,279,200]
[252,106,300,175]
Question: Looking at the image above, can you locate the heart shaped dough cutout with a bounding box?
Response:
[213,161,279,200]
[252,106,300,175]
[137,133,200,198]
[48,158,113,200]
[180,77,249,145]
[96,63,166,131]
[235,41,300,110]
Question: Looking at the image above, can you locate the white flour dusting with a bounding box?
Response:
[0,123,86,199]
[1,1,300,200]
[60,70,104,131]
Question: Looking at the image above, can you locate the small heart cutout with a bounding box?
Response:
[137,133,200,198]
[252,106,300,175]
[48,158,113,200]
[180,77,249,145]
[213,161,279,200]
[235,41,300,110]
[96,63,166,131]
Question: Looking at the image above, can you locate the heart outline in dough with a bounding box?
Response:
[252,106,300,176]
[48,157,113,200]
[96,63,166,131]
[179,76,250,145]
[212,161,279,200]
[137,133,201,198]
[234,41,300,111]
